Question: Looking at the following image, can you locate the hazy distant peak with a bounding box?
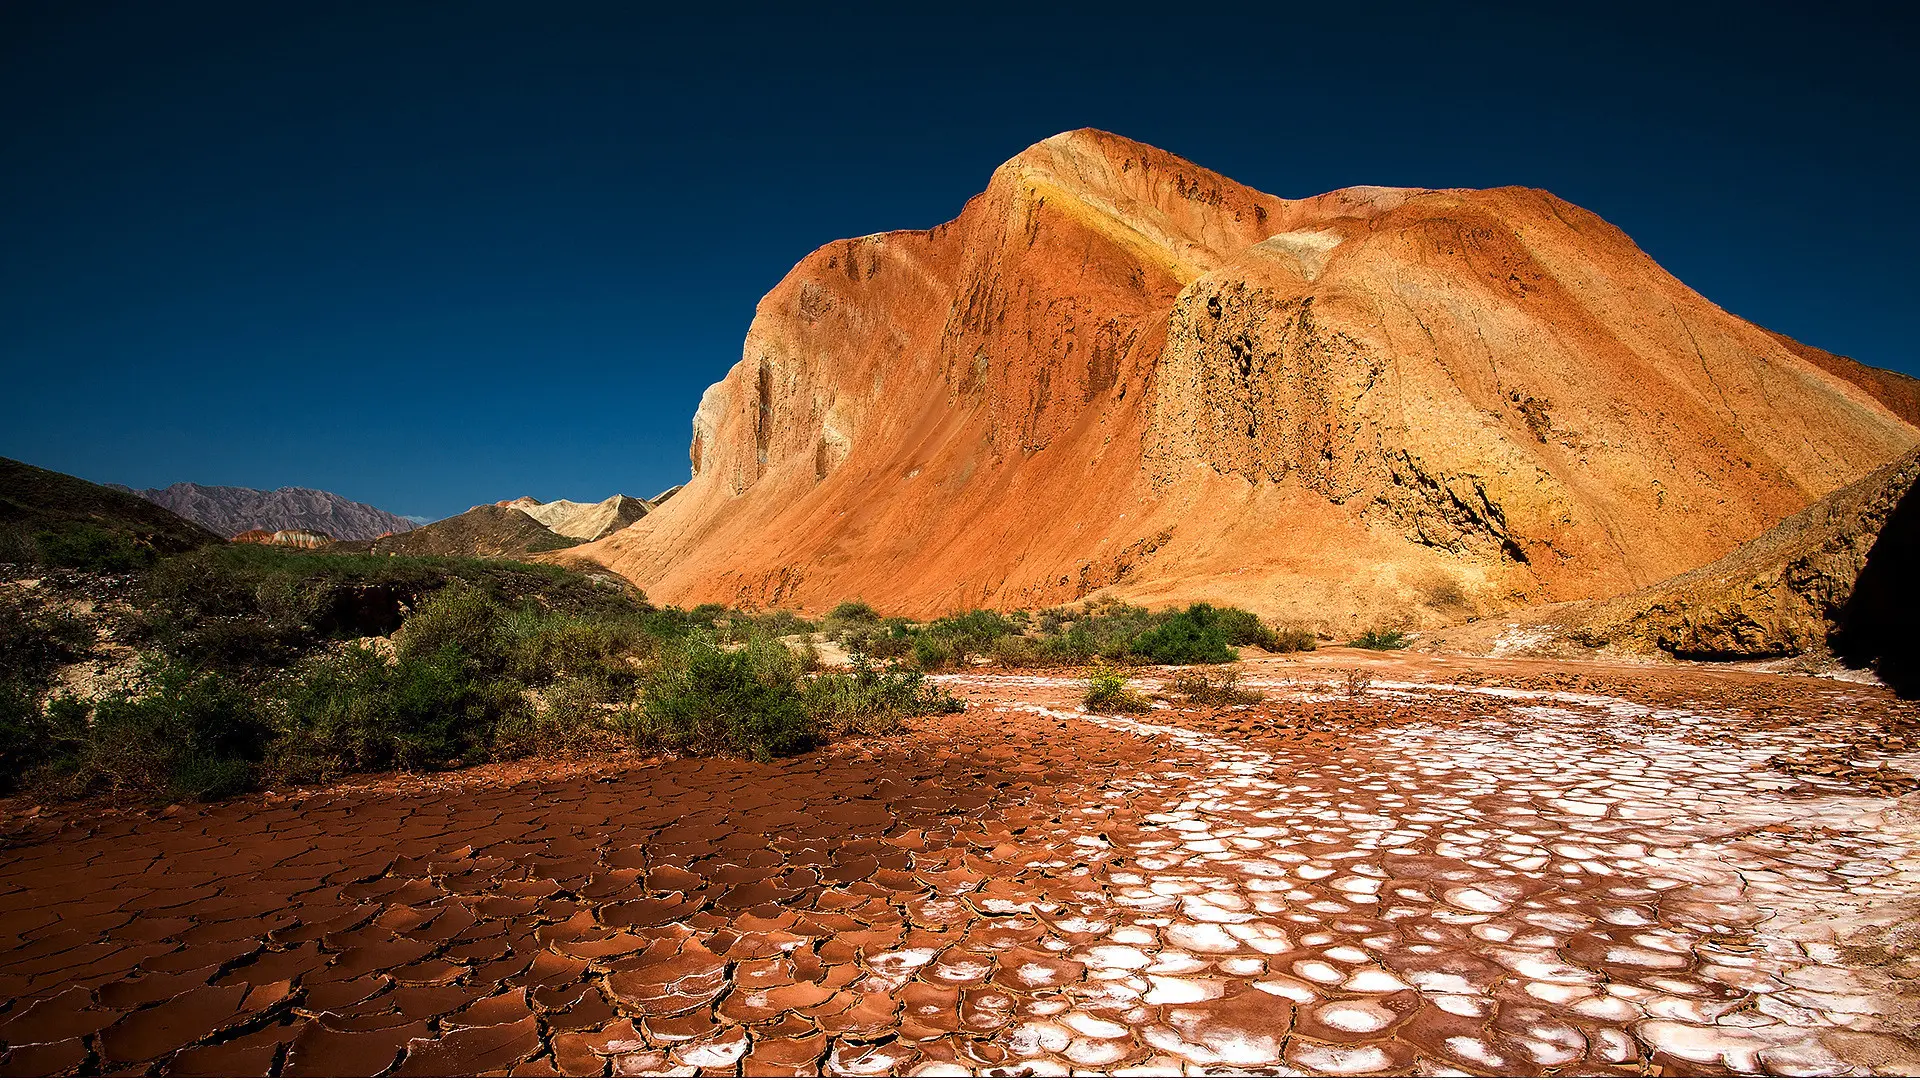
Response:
[122,482,418,541]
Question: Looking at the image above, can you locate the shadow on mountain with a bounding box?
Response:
[1834,473,1920,697]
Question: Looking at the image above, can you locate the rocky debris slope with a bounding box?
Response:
[1430,447,1920,691]
[2,458,221,559]
[115,482,417,541]
[563,129,1917,627]
[497,495,653,542]
[332,505,577,559]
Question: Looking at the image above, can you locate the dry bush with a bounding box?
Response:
[1269,624,1318,652]
[1166,665,1263,706]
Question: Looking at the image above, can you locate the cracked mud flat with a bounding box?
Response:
[3,655,1919,1076]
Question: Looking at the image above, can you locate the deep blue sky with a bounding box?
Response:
[2,4,1912,521]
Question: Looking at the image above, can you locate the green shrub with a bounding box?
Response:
[1,689,91,794]
[0,682,40,791]
[275,643,515,781]
[0,524,36,565]
[843,619,913,660]
[1083,663,1150,713]
[502,609,618,684]
[1036,607,1074,634]
[1166,665,1263,706]
[986,634,1050,668]
[826,600,878,622]
[910,633,955,671]
[1055,601,1163,661]
[911,609,1018,668]
[34,524,153,572]
[1208,606,1279,650]
[1348,627,1410,650]
[688,603,731,627]
[397,583,509,671]
[76,665,274,800]
[803,654,962,737]
[823,600,880,640]
[1131,606,1237,665]
[634,634,815,760]
[747,609,817,638]
[0,595,93,688]
[494,673,630,758]
[137,544,619,673]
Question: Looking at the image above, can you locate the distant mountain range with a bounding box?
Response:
[110,482,419,541]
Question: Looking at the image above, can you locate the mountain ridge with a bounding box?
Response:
[331,505,577,559]
[114,482,419,541]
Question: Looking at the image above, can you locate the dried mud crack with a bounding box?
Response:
[3,656,1919,1076]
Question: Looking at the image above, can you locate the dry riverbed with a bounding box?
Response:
[2,652,1918,1076]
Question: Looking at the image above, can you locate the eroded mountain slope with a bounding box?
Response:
[566,130,1915,626]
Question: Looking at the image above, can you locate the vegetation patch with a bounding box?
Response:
[1083,663,1151,713]
[5,541,1328,806]
[1268,624,1319,653]
[1348,627,1410,650]
[634,633,815,760]
[45,665,275,801]
[1130,606,1238,665]
[1165,665,1264,706]
[803,654,963,738]
[2,549,963,803]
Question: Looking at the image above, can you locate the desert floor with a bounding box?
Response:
[3,651,1918,1076]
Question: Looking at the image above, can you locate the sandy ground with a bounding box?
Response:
[2,651,1918,1076]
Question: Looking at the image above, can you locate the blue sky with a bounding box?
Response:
[1,4,1911,520]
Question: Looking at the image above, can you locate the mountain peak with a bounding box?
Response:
[123,483,417,541]
[562,132,1918,626]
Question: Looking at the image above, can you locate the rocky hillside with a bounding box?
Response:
[1447,446,1913,649]
[497,494,653,542]
[2,457,222,562]
[562,129,1918,627]
[333,505,577,559]
[116,482,417,541]
[1426,447,1920,693]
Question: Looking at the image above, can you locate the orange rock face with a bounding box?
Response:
[568,129,1917,627]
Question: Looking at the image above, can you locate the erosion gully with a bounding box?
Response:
[3,652,1918,1077]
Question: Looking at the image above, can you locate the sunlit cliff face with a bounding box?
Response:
[570,129,1916,626]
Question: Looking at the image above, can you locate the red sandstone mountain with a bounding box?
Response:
[562,129,1918,627]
